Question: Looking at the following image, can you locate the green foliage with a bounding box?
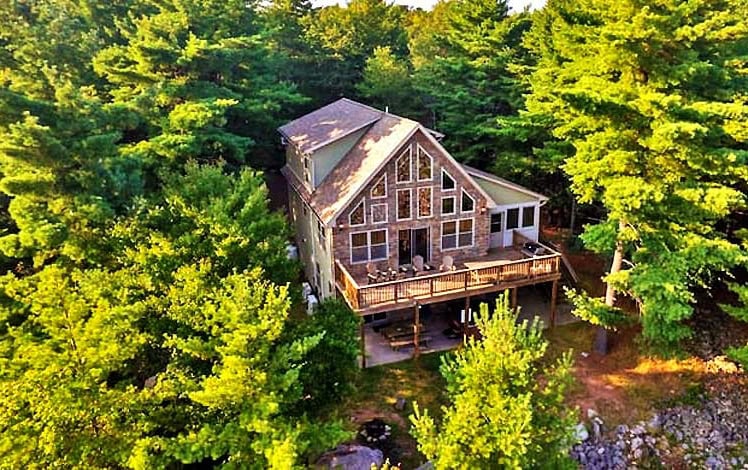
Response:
[565,287,628,329]
[301,0,409,101]
[723,282,748,368]
[94,0,304,170]
[410,294,576,469]
[0,164,346,468]
[526,0,748,350]
[288,298,360,416]
[357,46,421,118]
[411,0,534,168]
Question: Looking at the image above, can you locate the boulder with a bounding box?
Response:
[316,445,384,470]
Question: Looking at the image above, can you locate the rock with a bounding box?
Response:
[144,375,157,389]
[646,415,662,435]
[394,396,406,411]
[414,462,434,470]
[591,419,603,441]
[587,408,599,420]
[316,445,383,470]
[574,423,590,442]
[631,437,643,450]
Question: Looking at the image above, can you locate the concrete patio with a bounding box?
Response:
[361,284,578,367]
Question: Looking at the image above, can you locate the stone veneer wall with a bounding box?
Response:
[333,130,491,279]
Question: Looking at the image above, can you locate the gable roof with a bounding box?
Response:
[278,98,382,154]
[310,114,420,223]
[462,164,548,205]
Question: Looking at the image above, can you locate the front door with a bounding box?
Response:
[399,228,430,265]
[489,212,503,248]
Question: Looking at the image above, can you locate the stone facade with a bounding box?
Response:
[333,129,491,279]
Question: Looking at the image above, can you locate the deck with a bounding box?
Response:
[335,243,562,315]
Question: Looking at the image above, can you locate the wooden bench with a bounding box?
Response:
[389,335,432,351]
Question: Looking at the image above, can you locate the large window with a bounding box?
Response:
[441,196,455,215]
[522,206,535,227]
[397,189,411,220]
[506,208,519,229]
[417,145,433,181]
[418,187,432,218]
[442,218,474,250]
[371,174,386,198]
[349,200,365,226]
[371,203,387,224]
[461,189,475,213]
[396,148,412,183]
[351,230,388,263]
[441,169,456,191]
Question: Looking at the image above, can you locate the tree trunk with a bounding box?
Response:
[569,197,577,235]
[595,220,626,355]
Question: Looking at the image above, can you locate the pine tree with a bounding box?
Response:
[410,295,576,469]
[526,0,748,351]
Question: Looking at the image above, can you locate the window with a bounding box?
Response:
[461,189,475,212]
[417,145,433,181]
[371,203,387,224]
[351,232,368,262]
[317,220,326,248]
[349,200,365,226]
[397,189,411,220]
[351,230,388,263]
[458,219,474,247]
[506,208,519,229]
[441,169,456,191]
[522,206,535,227]
[371,174,386,198]
[418,187,432,218]
[303,156,311,183]
[441,196,455,215]
[490,213,502,233]
[396,148,411,183]
[442,218,474,250]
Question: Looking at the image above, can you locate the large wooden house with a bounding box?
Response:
[280,99,562,363]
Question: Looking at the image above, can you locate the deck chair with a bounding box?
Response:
[366,262,380,284]
[413,255,425,273]
[440,255,455,271]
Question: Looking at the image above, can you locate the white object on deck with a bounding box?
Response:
[286,243,298,259]
[307,294,318,316]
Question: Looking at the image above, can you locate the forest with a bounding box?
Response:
[1,0,747,468]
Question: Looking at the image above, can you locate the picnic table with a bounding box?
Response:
[389,334,433,351]
[381,321,423,340]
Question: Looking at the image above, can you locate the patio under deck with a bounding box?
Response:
[362,286,578,367]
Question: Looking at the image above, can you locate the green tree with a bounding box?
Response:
[356,46,421,117]
[0,165,347,468]
[410,295,576,469]
[93,0,304,170]
[301,0,409,101]
[526,0,748,351]
[411,0,533,168]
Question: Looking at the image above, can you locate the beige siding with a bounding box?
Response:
[312,127,368,188]
[288,186,335,300]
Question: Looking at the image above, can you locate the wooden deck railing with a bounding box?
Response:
[334,251,561,314]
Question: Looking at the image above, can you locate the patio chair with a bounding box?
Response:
[440,255,455,271]
[366,262,381,284]
[413,255,425,273]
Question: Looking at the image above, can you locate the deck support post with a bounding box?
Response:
[550,279,558,328]
[360,321,366,368]
[511,287,518,313]
[413,304,420,359]
[463,296,471,341]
